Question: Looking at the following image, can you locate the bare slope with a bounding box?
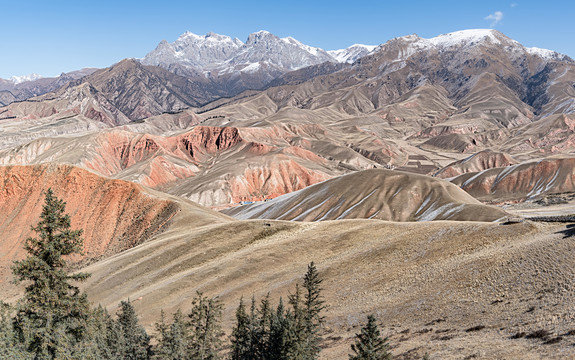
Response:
[450,157,575,202]
[78,218,575,359]
[433,149,518,179]
[222,169,508,222]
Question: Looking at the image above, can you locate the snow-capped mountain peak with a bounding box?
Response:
[328,44,378,63]
[141,31,244,69]
[142,29,382,76]
[377,29,569,65]
[427,29,505,47]
[178,31,202,41]
[9,73,43,84]
[526,47,566,61]
[245,30,278,45]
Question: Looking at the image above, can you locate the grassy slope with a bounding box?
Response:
[80,217,575,359]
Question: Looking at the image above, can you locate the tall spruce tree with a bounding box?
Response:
[230,297,251,360]
[257,293,272,359]
[88,305,122,359]
[302,262,325,359]
[116,300,151,360]
[349,315,392,360]
[286,284,307,359]
[11,188,91,359]
[153,311,170,359]
[154,309,188,360]
[188,291,223,360]
[267,297,290,360]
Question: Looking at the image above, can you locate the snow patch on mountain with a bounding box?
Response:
[383,29,570,64]
[241,62,261,73]
[526,47,566,61]
[427,29,504,48]
[328,44,377,63]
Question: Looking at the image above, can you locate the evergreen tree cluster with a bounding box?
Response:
[0,189,395,359]
[154,292,224,360]
[229,262,325,360]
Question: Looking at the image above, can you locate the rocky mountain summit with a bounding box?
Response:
[141,30,375,96]
[141,30,372,75]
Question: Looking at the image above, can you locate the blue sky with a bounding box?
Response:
[1,0,574,78]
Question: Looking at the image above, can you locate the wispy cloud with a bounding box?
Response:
[484,11,504,27]
[510,3,518,7]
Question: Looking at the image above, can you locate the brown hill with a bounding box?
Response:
[450,157,575,202]
[503,114,575,155]
[434,149,519,179]
[0,163,231,299]
[222,169,508,222]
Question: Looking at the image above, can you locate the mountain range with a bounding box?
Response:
[1,29,575,208]
[0,30,376,107]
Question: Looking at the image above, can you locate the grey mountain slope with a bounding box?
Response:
[0,68,98,105]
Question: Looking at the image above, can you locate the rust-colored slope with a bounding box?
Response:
[451,157,575,202]
[504,114,575,155]
[0,163,231,293]
[0,123,386,207]
[434,149,519,179]
[222,169,509,222]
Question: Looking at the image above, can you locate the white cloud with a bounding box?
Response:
[484,11,504,27]
[510,3,518,7]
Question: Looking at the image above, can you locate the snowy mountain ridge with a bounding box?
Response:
[141,30,375,75]
[384,29,569,63]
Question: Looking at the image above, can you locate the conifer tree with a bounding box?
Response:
[349,315,392,360]
[0,301,30,359]
[283,262,325,360]
[154,309,188,360]
[257,293,272,359]
[167,309,189,359]
[187,291,223,360]
[116,300,150,360]
[103,306,124,358]
[286,284,307,359]
[267,297,290,360]
[301,262,325,359]
[230,297,251,360]
[153,311,170,359]
[11,188,91,359]
[80,305,116,359]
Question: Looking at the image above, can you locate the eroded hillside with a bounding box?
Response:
[0,163,231,300]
